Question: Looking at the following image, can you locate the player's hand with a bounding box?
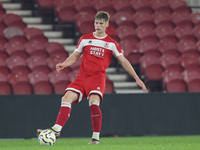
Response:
[136,79,147,92]
[56,63,65,73]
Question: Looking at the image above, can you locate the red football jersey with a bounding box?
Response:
[75,32,123,76]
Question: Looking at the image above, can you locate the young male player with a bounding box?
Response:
[37,11,147,144]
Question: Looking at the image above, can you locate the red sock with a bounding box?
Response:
[90,105,102,132]
[55,102,71,127]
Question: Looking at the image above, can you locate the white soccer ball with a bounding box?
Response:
[38,129,56,145]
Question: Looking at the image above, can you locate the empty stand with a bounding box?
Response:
[131,0,153,14]
[0,73,12,95]
[105,78,114,93]
[6,56,28,72]
[112,0,135,15]
[24,27,48,42]
[151,0,172,14]
[169,0,191,14]
[113,12,136,27]
[177,40,198,55]
[179,54,200,70]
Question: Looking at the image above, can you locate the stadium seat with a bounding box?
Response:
[2,13,23,26]
[112,0,135,15]
[140,54,164,80]
[133,12,155,29]
[179,54,200,70]
[183,70,200,92]
[151,0,172,14]
[169,0,191,14]
[27,55,50,74]
[68,69,79,82]
[73,0,96,14]
[3,27,25,41]
[0,51,8,61]
[116,25,139,44]
[48,70,71,94]
[0,21,6,36]
[74,12,94,34]
[159,54,182,72]
[44,42,66,55]
[171,12,193,29]
[119,39,142,65]
[152,12,174,29]
[137,40,160,57]
[174,26,197,43]
[105,78,114,93]
[24,27,48,42]
[24,40,48,57]
[113,12,136,28]
[155,26,177,43]
[47,54,70,71]
[162,70,186,92]
[0,73,12,95]
[6,56,28,72]
[8,70,29,86]
[157,39,180,57]
[4,41,25,56]
[131,0,153,14]
[190,12,200,26]
[192,25,200,40]
[136,26,158,43]
[12,82,32,95]
[0,36,7,51]
[0,57,10,76]
[93,0,116,17]
[69,57,82,71]
[36,0,54,9]
[0,6,6,20]
[176,40,198,55]
[28,71,53,94]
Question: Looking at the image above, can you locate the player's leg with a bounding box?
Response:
[88,94,102,144]
[52,91,79,133]
[37,91,78,138]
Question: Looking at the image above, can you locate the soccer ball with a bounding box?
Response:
[38,129,56,145]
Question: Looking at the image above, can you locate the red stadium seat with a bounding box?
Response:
[44,42,65,54]
[183,70,200,92]
[0,7,6,20]
[93,0,116,17]
[74,12,94,34]
[0,36,7,51]
[112,0,135,15]
[12,82,32,95]
[140,55,164,80]
[113,12,136,27]
[131,0,153,14]
[24,40,48,57]
[36,0,54,9]
[162,70,186,92]
[157,39,179,57]
[137,40,160,57]
[2,13,23,26]
[169,0,191,14]
[48,70,71,94]
[155,26,177,43]
[0,73,12,95]
[68,69,79,82]
[179,54,200,70]
[133,12,155,29]
[47,54,70,71]
[8,70,29,86]
[28,71,53,94]
[27,55,50,74]
[116,25,139,44]
[119,39,142,65]
[74,0,96,14]
[24,27,47,42]
[0,58,10,76]
[159,54,182,72]
[6,56,28,72]
[69,58,82,71]
[174,26,197,43]
[3,27,25,41]
[177,40,198,55]
[0,51,8,61]
[192,25,200,40]
[151,0,172,14]
[171,12,193,29]
[4,41,25,56]
[105,78,114,93]
[190,12,200,26]
[0,21,6,36]
[136,26,158,43]
[152,12,174,29]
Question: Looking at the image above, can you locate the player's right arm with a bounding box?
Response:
[56,51,82,73]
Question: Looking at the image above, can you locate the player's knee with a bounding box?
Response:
[89,99,100,106]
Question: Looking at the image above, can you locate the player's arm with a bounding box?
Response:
[56,51,82,72]
[116,55,147,92]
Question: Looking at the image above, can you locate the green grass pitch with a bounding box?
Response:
[0,136,200,150]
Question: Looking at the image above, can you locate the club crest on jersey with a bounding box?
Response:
[103,42,109,48]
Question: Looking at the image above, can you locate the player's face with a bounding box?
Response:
[94,19,108,35]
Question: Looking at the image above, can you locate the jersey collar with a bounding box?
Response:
[93,32,107,39]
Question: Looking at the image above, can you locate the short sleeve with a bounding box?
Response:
[75,36,84,53]
[112,40,123,57]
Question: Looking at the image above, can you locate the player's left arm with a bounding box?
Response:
[116,55,147,92]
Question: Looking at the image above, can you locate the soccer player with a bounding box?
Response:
[37,11,147,144]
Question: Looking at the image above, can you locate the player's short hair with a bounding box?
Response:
[95,11,110,22]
